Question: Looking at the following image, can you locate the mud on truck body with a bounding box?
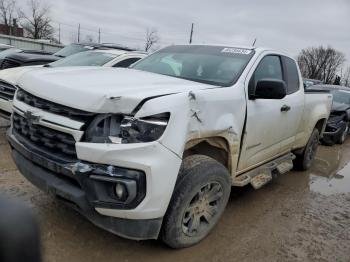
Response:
[6,45,332,248]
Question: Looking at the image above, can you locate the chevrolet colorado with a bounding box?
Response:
[7,45,332,248]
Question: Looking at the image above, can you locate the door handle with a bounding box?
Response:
[281,105,291,112]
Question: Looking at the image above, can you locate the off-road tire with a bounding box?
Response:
[161,155,231,249]
[293,129,320,171]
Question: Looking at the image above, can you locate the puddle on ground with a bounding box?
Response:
[309,161,350,196]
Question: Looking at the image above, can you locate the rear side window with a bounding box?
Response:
[283,57,300,94]
[113,57,141,68]
[249,55,283,95]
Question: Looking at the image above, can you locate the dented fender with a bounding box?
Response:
[135,83,247,176]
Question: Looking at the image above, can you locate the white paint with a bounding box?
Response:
[10,45,332,221]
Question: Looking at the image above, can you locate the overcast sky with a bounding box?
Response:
[21,0,350,65]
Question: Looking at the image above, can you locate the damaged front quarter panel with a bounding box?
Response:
[135,83,247,178]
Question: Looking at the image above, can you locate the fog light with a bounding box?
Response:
[115,183,127,200]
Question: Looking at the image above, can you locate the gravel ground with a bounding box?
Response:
[1,120,350,262]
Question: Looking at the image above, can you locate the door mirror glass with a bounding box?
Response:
[253,79,287,99]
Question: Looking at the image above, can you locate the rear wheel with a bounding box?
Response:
[161,155,231,248]
[293,129,320,171]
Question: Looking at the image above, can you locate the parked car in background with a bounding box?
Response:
[0,49,146,119]
[0,43,137,70]
[303,78,324,88]
[46,49,146,68]
[7,44,332,248]
[308,85,350,145]
[0,48,23,65]
[0,43,14,51]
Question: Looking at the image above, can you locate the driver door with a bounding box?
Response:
[238,55,289,171]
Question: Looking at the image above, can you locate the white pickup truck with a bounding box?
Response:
[7,45,332,248]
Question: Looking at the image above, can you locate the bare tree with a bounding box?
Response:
[297,46,346,84]
[0,0,15,28]
[342,67,350,87]
[18,0,54,39]
[144,28,159,52]
[0,0,18,36]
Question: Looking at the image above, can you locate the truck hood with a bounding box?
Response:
[0,66,42,85]
[17,67,216,114]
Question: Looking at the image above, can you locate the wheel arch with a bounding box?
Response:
[183,136,232,173]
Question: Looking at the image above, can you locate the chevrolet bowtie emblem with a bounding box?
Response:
[23,110,42,125]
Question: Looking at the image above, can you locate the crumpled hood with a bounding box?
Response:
[17,67,216,114]
[331,102,350,113]
[0,66,42,85]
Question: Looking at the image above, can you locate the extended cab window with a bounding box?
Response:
[283,56,300,94]
[249,55,283,96]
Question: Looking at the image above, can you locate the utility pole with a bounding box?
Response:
[77,23,81,43]
[58,24,61,44]
[98,28,101,44]
[252,38,257,46]
[189,23,194,44]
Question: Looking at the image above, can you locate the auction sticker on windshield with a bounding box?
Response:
[221,48,252,55]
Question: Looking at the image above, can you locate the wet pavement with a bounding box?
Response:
[1,117,350,262]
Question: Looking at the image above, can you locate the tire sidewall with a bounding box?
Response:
[162,156,231,248]
[303,129,320,170]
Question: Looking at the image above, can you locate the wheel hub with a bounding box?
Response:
[182,182,223,236]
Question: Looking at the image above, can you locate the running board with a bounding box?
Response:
[232,153,295,189]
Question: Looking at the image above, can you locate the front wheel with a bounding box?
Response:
[293,128,320,171]
[161,155,231,249]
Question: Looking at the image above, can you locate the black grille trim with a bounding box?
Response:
[0,80,17,101]
[13,112,78,161]
[1,58,21,69]
[16,88,95,122]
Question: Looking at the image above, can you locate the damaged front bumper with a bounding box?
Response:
[7,130,182,240]
[322,120,347,144]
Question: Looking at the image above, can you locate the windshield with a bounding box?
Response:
[54,44,91,58]
[132,45,254,86]
[331,90,350,105]
[49,51,118,67]
[0,48,22,59]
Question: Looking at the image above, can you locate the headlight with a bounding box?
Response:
[84,113,170,144]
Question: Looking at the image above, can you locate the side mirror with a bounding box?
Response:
[252,79,287,99]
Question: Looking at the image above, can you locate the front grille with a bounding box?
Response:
[13,112,77,160]
[1,59,21,69]
[0,80,16,101]
[16,88,94,122]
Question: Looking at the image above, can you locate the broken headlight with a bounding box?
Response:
[84,113,170,144]
[120,113,170,143]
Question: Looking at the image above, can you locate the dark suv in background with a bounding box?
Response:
[0,43,136,70]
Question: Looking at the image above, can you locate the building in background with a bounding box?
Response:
[0,19,23,37]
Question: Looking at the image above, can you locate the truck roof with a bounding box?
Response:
[163,44,289,57]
